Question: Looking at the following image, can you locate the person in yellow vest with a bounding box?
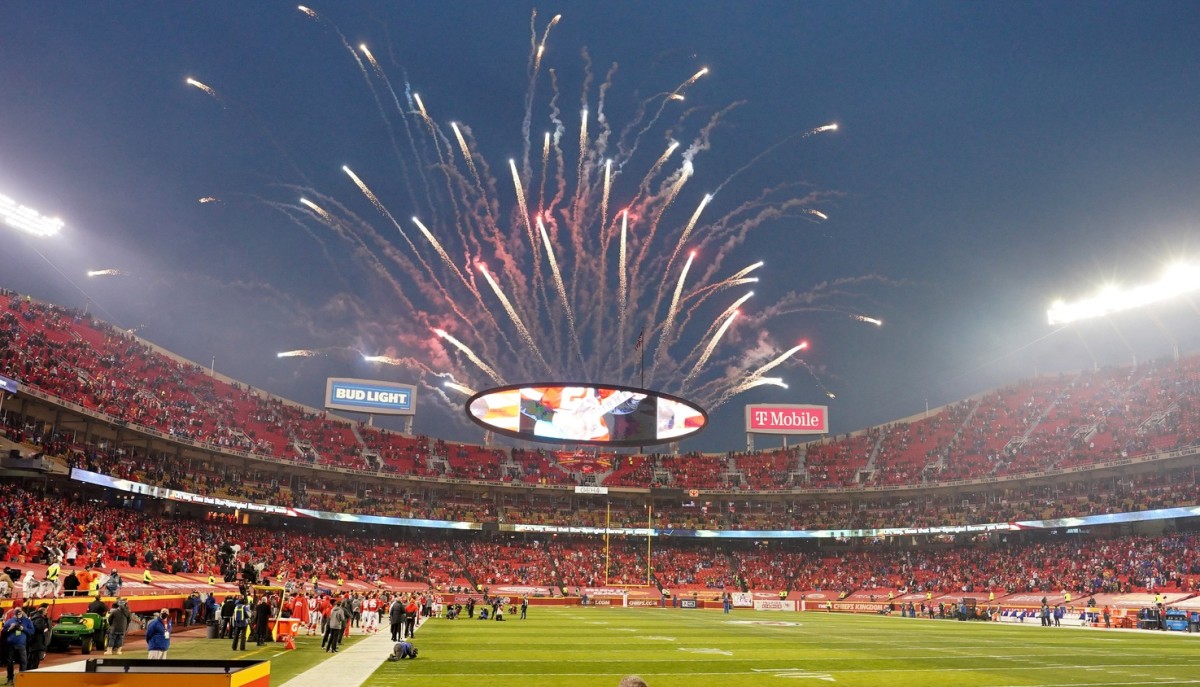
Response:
[989,590,995,602]
[337,577,344,589]
[926,591,932,602]
[1064,591,1071,604]
[311,575,318,591]
[208,574,216,586]
[143,569,153,585]
[46,560,62,597]
[779,590,788,601]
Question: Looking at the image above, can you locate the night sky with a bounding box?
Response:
[2,1,1199,451]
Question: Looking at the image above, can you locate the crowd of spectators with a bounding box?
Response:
[4,479,1200,600]
[3,289,1200,510]
[9,398,1200,535]
[2,287,1200,497]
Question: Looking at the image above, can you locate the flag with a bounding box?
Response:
[633,330,644,351]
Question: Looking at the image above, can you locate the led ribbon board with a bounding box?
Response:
[467,383,707,447]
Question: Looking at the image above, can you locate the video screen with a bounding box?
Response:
[466,383,706,446]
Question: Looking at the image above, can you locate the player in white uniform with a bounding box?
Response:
[307,596,321,635]
[365,594,382,633]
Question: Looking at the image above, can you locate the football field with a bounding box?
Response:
[362,606,1200,687]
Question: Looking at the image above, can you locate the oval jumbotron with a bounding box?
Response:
[466,383,708,447]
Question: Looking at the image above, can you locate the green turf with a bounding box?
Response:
[361,607,1200,687]
[120,632,364,685]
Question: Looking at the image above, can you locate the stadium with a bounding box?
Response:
[3,3,1200,687]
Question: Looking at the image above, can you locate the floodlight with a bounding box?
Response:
[0,194,64,237]
[1047,263,1200,325]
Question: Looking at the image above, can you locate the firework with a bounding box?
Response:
[852,314,883,326]
[652,250,696,375]
[277,349,321,358]
[185,77,219,99]
[683,307,740,387]
[443,381,477,396]
[86,269,127,278]
[433,327,505,385]
[536,217,579,349]
[199,10,878,429]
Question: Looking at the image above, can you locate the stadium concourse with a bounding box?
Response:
[3,289,1200,632]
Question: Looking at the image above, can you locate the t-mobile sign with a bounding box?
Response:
[745,404,828,435]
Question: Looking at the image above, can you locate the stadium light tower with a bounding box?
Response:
[0,193,64,237]
[1046,262,1200,325]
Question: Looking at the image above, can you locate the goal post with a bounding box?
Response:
[603,501,654,588]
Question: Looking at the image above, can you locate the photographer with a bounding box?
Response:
[387,639,417,661]
[3,607,35,683]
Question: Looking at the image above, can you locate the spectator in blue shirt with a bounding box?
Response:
[4,607,36,684]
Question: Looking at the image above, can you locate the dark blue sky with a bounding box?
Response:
[2,1,1199,451]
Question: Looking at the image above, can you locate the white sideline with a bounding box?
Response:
[280,620,425,687]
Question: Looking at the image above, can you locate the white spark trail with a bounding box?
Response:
[683,308,740,388]
[667,193,712,274]
[185,78,219,100]
[434,328,505,385]
[537,217,580,351]
[651,251,695,379]
[443,381,477,396]
[477,264,551,373]
[602,158,612,231]
[450,122,480,185]
[277,349,320,358]
[508,159,537,252]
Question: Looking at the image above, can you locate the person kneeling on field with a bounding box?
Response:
[387,640,418,661]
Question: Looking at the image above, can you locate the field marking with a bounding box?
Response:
[639,635,677,641]
[679,647,733,656]
[365,672,1200,681]
[388,662,1200,673]
[754,668,835,681]
[990,682,1200,687]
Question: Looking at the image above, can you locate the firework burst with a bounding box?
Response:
[198,10,877,426]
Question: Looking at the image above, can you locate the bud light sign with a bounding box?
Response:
[325,378,416,416]
[745,404,828,435]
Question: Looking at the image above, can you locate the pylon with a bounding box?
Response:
[283,634,295,650]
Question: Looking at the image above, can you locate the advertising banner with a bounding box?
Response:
[732,593,754,608]
[679,599,698,609]
[627,599,660,607]
[574,485,609,495]
[753,599,797,612]
[325,378,416,416]
[0,374,18,394]
[745,404,828,435]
